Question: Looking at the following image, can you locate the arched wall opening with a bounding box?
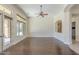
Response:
[64,4,79,45]
[69,5,79,43]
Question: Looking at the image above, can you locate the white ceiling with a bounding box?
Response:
[18,4,66,17]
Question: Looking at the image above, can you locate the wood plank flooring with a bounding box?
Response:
[2,37,77,55]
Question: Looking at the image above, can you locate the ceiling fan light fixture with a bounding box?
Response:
[38,5,48,17]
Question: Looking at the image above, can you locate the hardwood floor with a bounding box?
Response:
[2,37,77,55]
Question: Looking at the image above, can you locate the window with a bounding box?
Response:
[16,15,26,36]
[19,22,24,36]
[3,16,11,46]
[17,21,20,36]
[17,21,25,36]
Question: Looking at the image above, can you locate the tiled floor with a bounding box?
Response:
[2,37,77,55]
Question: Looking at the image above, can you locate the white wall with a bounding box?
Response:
[53,12,65,42]
[30,15,53,37]
[53,11,72,45]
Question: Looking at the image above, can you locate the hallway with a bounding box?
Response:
[3,37,77,55]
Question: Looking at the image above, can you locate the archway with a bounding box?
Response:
[70,5,79,44]
[64,4,76,45]
[65,4,79,44]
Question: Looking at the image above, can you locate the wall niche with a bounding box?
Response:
[55,20,62,33]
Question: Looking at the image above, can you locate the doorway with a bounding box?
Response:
[72,22,76,43]
[3,16,11,49]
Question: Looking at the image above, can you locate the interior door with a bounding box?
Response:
[3,16,11,47]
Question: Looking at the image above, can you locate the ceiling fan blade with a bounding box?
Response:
[43,13,48,15]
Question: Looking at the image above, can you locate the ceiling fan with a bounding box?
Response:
[37,5,48,17]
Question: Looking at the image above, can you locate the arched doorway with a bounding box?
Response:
[64,4,78,44]
[70,5,79,44]
[65,4,79,44]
